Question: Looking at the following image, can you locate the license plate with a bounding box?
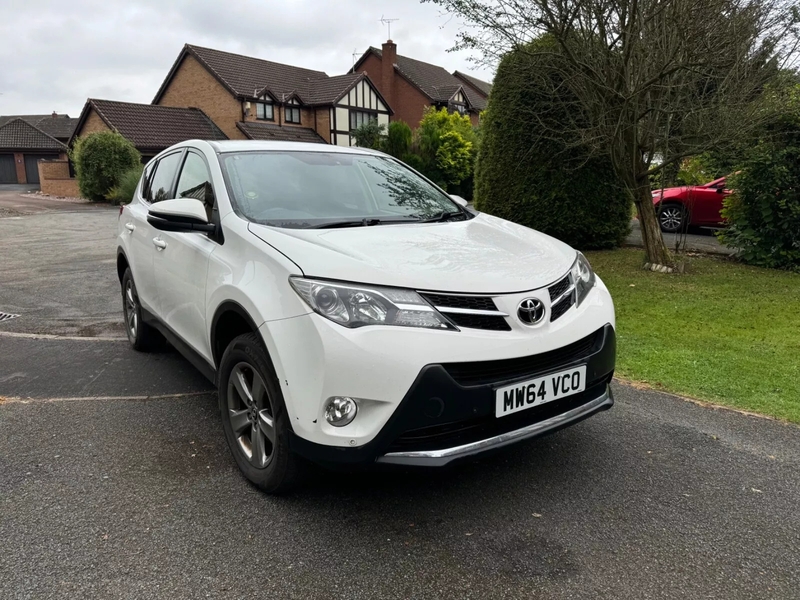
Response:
[496,365,587,417]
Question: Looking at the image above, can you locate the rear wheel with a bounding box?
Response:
[218,333,300,494]
[121,268,164,351]
[658,203,687,233]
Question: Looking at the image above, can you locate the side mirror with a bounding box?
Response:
[716,187,725,194]
[450,194,469,207]
[148,199,215,233]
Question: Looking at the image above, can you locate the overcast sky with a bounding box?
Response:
[0,0,493,117]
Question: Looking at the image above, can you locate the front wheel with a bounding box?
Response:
[218,333,301,494]
[658,203,687,233]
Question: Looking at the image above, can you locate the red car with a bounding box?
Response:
[652,176,732,232]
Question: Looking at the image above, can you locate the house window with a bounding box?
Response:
[285,105,301,124]
[255,98,274,121]
[450,102,467,115]
[349,110,377,130]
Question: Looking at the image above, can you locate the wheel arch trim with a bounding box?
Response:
[210,300,263,367]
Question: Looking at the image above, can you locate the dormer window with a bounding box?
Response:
[255,96,274,121]
[285,98,301,124]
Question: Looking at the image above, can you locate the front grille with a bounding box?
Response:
[445,313,511,331]
[548,276,571,301]
[420,293,497,312]
[387,382,609,453]
[551,295,575,322]
[548,274,575,322]
[420,292,509,331]
[442,328,602,386]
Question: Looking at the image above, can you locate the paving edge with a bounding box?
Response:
[0,331,127,342]
[614,377,798,426]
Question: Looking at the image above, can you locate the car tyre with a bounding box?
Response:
[218,333,301,494]
[121,268,165,351]
[658,203,687,233]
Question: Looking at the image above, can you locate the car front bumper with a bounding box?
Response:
[287,323,615,467]
[259,276,616,464]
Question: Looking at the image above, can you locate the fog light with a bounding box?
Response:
[324,396,357,427]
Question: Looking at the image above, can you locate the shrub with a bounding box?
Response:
[105,165,144,205]
[351,121,386,149]
[384,121,413,159]
[475,39,630,250]
[718,84,800,271]
[71,131,141,201]
[416,107,479,191]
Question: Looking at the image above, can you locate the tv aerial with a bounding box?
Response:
[380,15,399,39]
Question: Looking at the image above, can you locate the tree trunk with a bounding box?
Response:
[634,185,673,267]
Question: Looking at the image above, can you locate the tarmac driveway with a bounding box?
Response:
[1,197,798,599]
[0,187,121,337]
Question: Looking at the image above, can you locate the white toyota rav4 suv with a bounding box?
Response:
[117,140,616,493]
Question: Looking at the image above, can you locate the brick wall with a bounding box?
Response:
[13,153,26,183]
[156,54,246,140]
[357,54,431,128]
[314,108,331,142]
[38,158,80,197]
[77,108,111,137]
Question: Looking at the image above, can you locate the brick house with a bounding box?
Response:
[152,44,392,147]
[0,118,67,184]
[70,99,228,161]
[352,41,491,128]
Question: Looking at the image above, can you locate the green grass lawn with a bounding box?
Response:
[585,248,800,422]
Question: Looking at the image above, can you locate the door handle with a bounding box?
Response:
[152,237,167,250]
[125,222,135,232]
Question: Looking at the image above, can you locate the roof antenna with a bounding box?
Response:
[379,15,399,40]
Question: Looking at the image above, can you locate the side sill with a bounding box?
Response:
[141,307,217,385]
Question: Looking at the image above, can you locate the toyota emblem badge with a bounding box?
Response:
[517,298,546,325]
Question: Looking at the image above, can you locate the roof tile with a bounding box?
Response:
[0,118,66,150]
[85,99,227,150]
[236,122,325,144]
[368,48,488,111]
[453,71,493,97]
[188,45,329,101]
[34,116,79,140]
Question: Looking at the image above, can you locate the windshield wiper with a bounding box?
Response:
[310,217,422,229]
[418,210,467,223]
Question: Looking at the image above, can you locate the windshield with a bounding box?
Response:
[220,151,466,228]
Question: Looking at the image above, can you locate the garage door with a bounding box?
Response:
[24,154,54,185]
[0,154,16,183]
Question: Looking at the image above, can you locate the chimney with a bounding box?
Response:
[51,111,58,118]
[381,39,397,107]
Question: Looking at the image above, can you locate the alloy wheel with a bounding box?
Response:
[227,362,276,468]
[124,280,138,340]
[660,206,683,231]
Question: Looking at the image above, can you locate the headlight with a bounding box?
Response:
[571,252,596,307]
[289,277,457,330]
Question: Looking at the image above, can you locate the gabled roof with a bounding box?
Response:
[299,72,362,105]
[0,118,66,151]
[236,122,325,144]
[353,47,488,112]
[154,44,329,104]
[453,71,493,97]
[70,99,227,151]
[154,45,390,111]
[34,115,79,140]
[0,114,52,128]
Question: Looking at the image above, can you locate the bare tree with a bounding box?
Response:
[427,0,799,267]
